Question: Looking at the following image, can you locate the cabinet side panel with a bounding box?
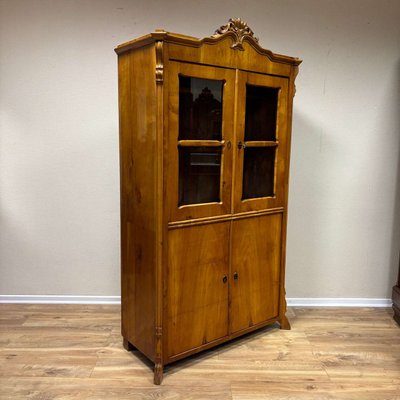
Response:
[118,46,157,361]
[278,66,300,326]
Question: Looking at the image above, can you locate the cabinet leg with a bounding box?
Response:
[393,305,400,326]
[154,362,163,385]
[122,337,136,351]
[279,315,291,330]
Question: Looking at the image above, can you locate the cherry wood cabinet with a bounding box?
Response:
[115,18,301,384]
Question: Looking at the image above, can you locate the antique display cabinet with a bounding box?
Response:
[115,18,302,384]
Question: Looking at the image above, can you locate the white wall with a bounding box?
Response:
[0,0,399,298]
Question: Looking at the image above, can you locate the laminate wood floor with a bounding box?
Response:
[0,305,399,399]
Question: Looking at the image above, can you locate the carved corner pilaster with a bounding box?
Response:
[155,326,162,338]
[154,326,163,384]
[154,362,163,384]
[292,65,300,97]
[213,18,259,50]
[155,41,164,84]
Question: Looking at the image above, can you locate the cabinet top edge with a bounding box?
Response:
[114,27,302,67]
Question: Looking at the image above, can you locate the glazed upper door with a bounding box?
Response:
[167,62,235,222]
[233,72,289,213]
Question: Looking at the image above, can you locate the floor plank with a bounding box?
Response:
[0,305,399,399]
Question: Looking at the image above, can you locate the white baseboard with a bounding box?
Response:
[0,295,121,304]
[0,295,392,307]
[287,298,392,307]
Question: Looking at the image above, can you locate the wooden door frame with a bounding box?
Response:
[233,71,290,213]
[166,61,236,222]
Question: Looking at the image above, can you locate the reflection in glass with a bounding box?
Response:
[245,85,279,141]
[179,147,221,206]
[242,147,275,199]
[179,76,224,140]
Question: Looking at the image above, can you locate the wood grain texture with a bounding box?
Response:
[167,222,230,358]
[166,37,296,77]
[231,214,282,333]
[154,39,165,385]
[1,305,399,399]
[118,45,157,361]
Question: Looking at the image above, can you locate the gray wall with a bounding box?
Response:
[1,0,399,298]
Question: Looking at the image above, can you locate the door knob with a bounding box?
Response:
[222,275,228,284]
[233,272,239,280]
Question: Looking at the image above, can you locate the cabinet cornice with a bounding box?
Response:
[115,19,302,67]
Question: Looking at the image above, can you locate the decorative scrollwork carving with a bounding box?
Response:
[213,18,259,50]
[155,41,163,84]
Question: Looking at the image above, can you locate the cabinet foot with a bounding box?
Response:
[393,305,400,326]
[154,362,163,385]
[279,315,291,330]
[122,338,136,351]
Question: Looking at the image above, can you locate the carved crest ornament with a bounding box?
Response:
[213,18,259,50]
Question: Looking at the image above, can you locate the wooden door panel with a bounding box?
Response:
[167,222,229,357]
[231,214,282,333]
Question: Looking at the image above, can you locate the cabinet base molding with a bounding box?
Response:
[123,314,288,384]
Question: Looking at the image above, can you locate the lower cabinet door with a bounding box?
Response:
[167,222,230,358]
[231,214,282,333]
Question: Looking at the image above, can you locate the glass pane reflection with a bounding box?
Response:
[242,147,275,199]
[179,76,224,140]
[245,85,279,141]
[179,146,221,206]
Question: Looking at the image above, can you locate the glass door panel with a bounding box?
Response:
[168,62,235,222]
[245,85,279,141]
[234,72,289,213]
[179,146,222,205]
[242,147,275,199]
[179,76,223,140]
